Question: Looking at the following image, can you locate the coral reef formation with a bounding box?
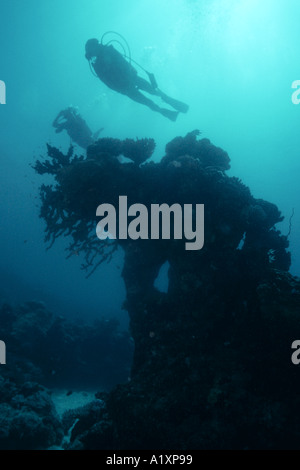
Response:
[85,137,156,164]
[0,301,132,390]
[32,131,300,449]
[0,301,133,449]
[0,378,62,450]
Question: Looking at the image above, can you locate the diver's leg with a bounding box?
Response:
[135,76,189,113]
[135,76,159,96]
[93,128,104,141]
[157,89,189,113]
[127,89,179,121]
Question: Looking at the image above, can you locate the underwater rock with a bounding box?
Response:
[0,378,62,450]
[62,398,115,450]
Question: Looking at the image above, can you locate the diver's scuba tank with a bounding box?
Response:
[100,31,159,90]
[101,31,132,62]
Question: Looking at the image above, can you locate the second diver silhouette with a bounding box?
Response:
[53,107,103,149]
[85,37,189,122]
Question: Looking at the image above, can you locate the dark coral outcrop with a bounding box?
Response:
[86,136,156,165]
[33,131,300,449]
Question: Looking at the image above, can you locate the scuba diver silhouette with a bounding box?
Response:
[85,35,189,122]
[53,107,103,149]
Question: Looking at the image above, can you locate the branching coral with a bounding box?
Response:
[34,132,291,279]
[35,145,118,277]
[33,144,85,176]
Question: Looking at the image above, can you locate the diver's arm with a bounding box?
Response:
[53,110,66,127]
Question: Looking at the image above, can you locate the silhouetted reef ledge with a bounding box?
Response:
[5,130,298,449]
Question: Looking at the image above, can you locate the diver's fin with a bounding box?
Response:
[93,127,104,141]
[160,109,179,122]
[158,90,189,113]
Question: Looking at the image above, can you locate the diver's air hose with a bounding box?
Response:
[101,31,131,63]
